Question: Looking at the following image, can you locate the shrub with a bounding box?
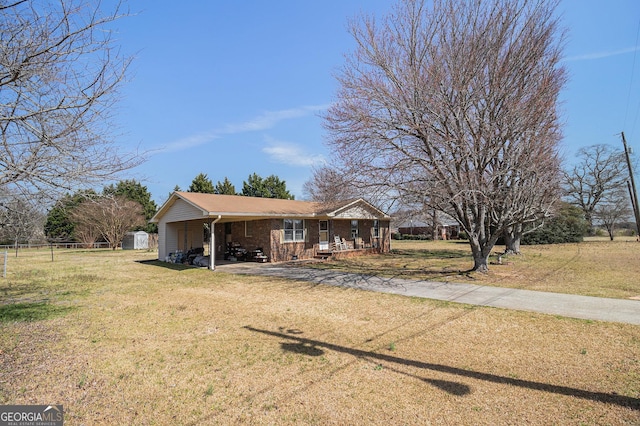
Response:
[521,203,588,245]
[400,234,431,240]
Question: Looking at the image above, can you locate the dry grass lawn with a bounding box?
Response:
[0,246,638,425]
[313,238,640,299]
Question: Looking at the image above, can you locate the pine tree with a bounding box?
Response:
[241,173,294,199]
[215,177,237,195]
[188,173,215,194]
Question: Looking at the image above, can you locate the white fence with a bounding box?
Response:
[0,242,117,250]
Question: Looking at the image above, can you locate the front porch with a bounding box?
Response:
[314,236,382,260]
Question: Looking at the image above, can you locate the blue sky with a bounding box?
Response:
[108,1,640,204]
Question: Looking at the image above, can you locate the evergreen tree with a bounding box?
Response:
[521,203,588,245]
[215,177,237,195]
[44,190,98,240]
[241,173,294,199]
[168,185,182,200]
[103,180,158,233]
[188,173,215,193]
[242,173,266,197]
[264,175,295,200]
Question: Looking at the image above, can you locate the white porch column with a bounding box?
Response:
[210,215,221,270]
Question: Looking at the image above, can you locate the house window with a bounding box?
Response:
[351,220,358,239]
[245,221,253,237]
[284,219,304,242]
[373,220,380,238]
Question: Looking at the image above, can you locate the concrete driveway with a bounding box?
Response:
[218,262,640,325]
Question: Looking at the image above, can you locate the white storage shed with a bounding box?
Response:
[122,231,149,250]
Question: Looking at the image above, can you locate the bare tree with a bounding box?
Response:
[71,196,145,250]
[72,218,100,248]
[303,166,358,202]
[324,0,566,271]
[564,144,628,232]
[303,165,401,214]
[594,186,632,240]
[0,188,46,254]
[0,0,141,199]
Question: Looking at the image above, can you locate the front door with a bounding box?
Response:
[319,220,329,250]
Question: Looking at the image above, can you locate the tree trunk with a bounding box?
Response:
[585,210,596,236]
[607,227,614,241]
[469,237,491,272]
[431,208,439,240]
[472,253,490,272]
[503,224,522,255]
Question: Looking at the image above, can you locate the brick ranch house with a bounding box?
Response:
[151,192,392,270]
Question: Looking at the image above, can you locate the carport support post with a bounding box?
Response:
[210,215,222,270]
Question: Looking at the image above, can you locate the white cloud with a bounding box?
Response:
[157,104,330,154]
[262,136,325,167]
[222,104,329,134]
[565,46,640,62]
[158,131,219,153]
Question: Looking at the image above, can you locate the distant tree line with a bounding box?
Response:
[181,172,295,199]
[43,180,156,249]
[1,171,296,248]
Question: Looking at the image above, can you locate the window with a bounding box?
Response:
[351,220,358,239]
[245,221,253,237]
[373,220,380,238]
[284,219,304,242]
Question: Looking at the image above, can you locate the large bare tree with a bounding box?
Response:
[71,195,145,250]
[324,0,566,271]
[564,144,628,232]
[0,0,140,199]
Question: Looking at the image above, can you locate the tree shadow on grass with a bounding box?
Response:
[244,326,640,409]
[390,248,470,259]
[136,259,194,271]
[305,249,477,281]
[253,265,475,296]
[0,301,76,323]
[280,342,325,357]
[310,263,471,281]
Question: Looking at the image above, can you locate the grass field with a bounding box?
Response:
[0,244,639,425]
[309,238,640,300]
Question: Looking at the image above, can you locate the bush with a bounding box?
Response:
[400,234,431,240]
[521,203,588,245]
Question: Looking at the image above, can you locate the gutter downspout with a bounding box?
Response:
[210,215,222,271]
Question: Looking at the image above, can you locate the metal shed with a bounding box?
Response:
[122,231,149,250]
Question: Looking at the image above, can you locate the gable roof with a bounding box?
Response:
[151,192,390,223]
